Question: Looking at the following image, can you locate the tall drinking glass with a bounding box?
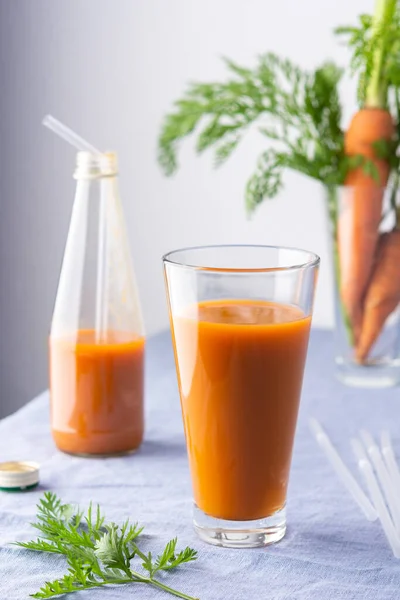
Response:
[163,245,319,548]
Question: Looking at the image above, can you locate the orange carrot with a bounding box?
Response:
[356,228,400,362]
[338,108,394,344]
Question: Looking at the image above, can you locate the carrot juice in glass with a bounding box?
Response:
[163,245,319,548]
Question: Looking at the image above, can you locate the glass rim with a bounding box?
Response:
[162,244,320,273]
[328,184,398,191]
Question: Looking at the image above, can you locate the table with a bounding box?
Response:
[1,330,400,600]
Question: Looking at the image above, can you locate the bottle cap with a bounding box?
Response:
[74,151,118,179]
[0,461,39,492]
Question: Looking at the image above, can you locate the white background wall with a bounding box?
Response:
[0,0,366,417]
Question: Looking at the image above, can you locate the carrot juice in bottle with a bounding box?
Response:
[49,151,145,456]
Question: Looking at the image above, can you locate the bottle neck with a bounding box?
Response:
[74,151,118,180]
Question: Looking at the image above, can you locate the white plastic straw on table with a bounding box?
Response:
[381,431,400,503]
[309,419,377,522]
[352,438,400,559]
[42,115,100,154]
[360,430,400,533]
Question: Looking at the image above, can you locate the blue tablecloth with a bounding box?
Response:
[1,329,400,600]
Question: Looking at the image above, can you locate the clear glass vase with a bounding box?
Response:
[326,185,400,388]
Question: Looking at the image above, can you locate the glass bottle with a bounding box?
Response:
[49,151,145,456]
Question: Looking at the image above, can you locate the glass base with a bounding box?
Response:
[336,358,400,389]
[193,504,286,548]
[59,447,139,458]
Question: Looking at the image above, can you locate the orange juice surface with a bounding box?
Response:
[172,300,311,521]
[50,330,145,456]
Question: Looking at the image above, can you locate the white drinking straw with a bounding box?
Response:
[309,419,377,521]
[42,115,100,153]
[381,431,400,504]
[95,179,109,343]
[352,438,400,558]
[360,430,400,533]
[42,114,106,341]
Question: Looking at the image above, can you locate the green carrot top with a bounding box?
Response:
[336,0,400,108]
[157,1,400,211]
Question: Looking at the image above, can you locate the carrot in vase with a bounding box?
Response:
[356,223,400,362]
[336,0,397,346]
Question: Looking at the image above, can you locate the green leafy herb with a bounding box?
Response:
[14,492,198,600]
[158,54,346,209]
[158,53,376,212]
[335,0,400,107]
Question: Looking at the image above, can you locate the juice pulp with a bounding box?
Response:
[172,300,311,521]
[50,330,145,456]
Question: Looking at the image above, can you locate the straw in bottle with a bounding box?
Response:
[42,114,106,341]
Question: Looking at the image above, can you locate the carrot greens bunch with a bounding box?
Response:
[159,54,347,212]
[158,0,400,361]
